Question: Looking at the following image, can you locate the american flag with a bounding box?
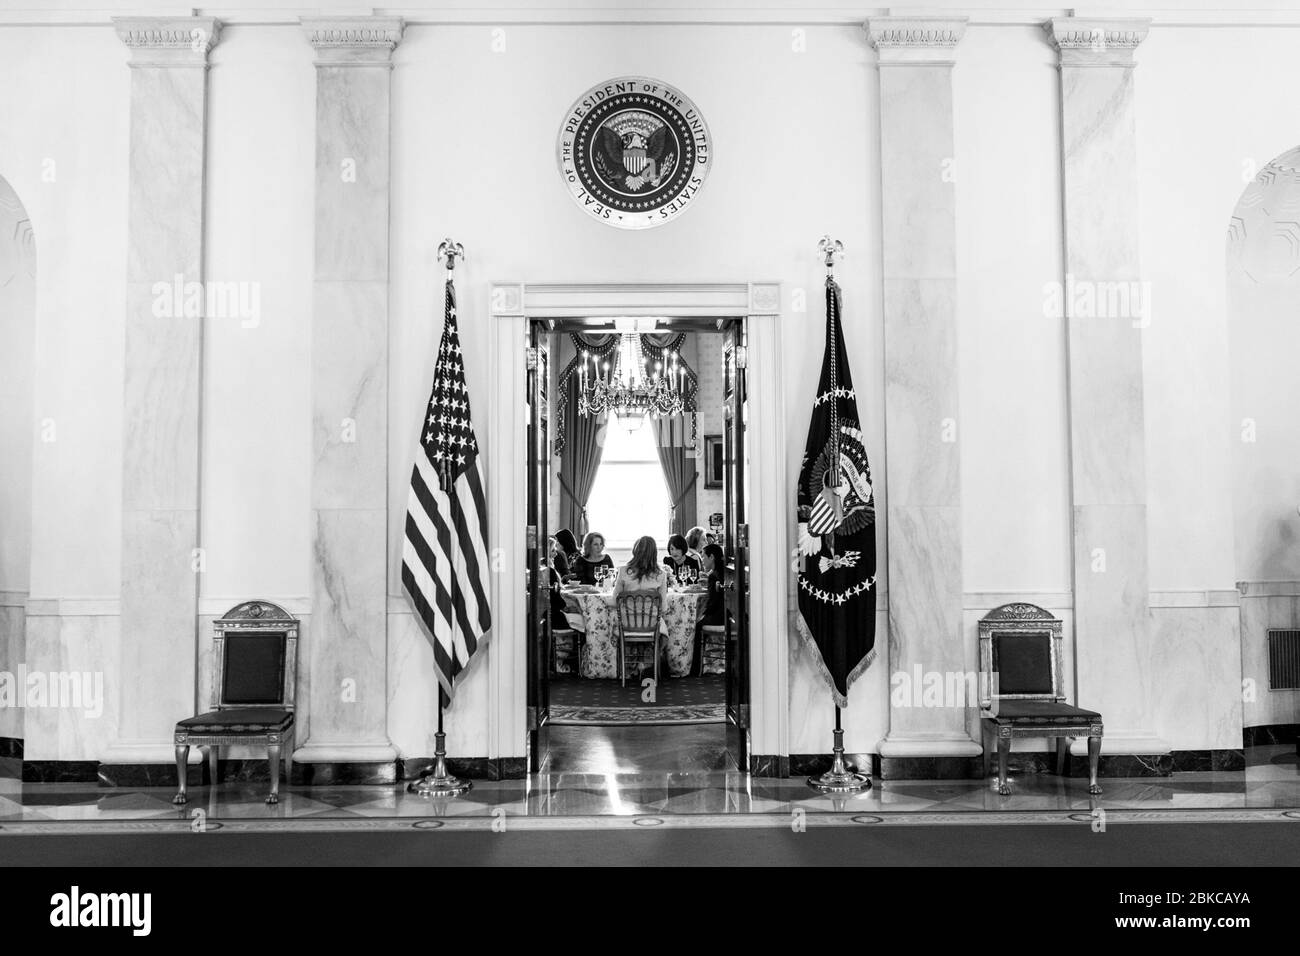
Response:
[401,277,492,706]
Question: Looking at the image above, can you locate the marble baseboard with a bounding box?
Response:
[97,763,203,788]
[399,756,527,782]
[0,736,22,760]
[790,753,880,777]
[292,761,397,786]
[1244,724,1299,747]
[750,754,790,778]
[1167,749,1246,773]
[23,760,100,783]
[1064,753,1171,777]
[880,755,979,780]
[206,759,286,784]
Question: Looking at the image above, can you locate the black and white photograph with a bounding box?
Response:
[0,0,1297,912]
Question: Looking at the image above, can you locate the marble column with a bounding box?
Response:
[105,17,219,768]
[1047,18,1164,756]
[865,17,980,774]
[295,17,403,777]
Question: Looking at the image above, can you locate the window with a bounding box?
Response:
[585,419,671,551]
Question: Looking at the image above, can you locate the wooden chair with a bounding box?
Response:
[552,627,579,675]
[615,593,663,688]
[978,603,1103,795]
[699,624,727,675]
[173,601,298,806]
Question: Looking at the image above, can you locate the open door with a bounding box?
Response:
[525,325,551,772]
[722,320,750,773]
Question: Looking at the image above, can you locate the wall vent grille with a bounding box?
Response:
[1268,629,1300,690]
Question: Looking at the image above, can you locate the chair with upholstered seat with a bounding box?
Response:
[173,600,298,805]
[698,624,727,675]
[552,627,580,675]
[616,594,663,688]
[978,602,1103,796]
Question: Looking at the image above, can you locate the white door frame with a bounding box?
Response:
[485,281,789,770]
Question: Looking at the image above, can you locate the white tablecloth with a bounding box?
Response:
[562,589,709,679]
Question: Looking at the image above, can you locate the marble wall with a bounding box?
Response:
[3,10,1294,772]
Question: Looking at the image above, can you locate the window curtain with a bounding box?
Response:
[558,373,605,539]
[656,415,697,538]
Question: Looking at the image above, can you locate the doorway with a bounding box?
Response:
[525,317,750,775]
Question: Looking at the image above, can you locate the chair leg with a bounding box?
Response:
[1087,735,1103,794]
[286,733,294,788]
[981,722,992,780]
[619,636,625,688]
[172,744,190,805]
[653,635,660,685]
[207,745,220,787]
[266,742,282,804]
[996,735,1011,795]
[1055,737,1068,776]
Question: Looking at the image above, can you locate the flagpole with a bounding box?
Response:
[409,238,472,798]
[807,236,871,795]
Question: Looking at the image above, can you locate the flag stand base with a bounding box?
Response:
[807,711,871,794]
[408,727,472,797]
[405,697,473,806]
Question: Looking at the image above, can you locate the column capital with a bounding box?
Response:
[112,16,220,68]
[863,16,967,66]
[1045,17,1151,68]
[301,16,404,66]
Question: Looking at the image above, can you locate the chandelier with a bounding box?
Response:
[578,333,685,430]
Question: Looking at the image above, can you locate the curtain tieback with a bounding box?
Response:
[670,472,698,515]
[557,472,588,517]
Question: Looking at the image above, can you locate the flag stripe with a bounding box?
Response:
[400,276,492,704]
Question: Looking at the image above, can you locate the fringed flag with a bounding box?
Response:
[793,278,877,707]
[401,277,492,707]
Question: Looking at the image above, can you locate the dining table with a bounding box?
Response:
[561,584,712,679]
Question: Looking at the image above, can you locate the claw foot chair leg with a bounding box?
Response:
[173,744,190,804]
[266,743,281,804]
[1087,735,1102,794]
[996,736,1011,795]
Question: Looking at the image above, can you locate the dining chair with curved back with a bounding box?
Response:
[615,593,663,688]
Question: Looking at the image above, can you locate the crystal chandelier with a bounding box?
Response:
[578,333,685,430]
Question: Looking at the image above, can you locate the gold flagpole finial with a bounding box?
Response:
[438,238,465,272]
[818,235,844,276]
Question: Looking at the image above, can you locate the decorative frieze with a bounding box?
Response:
[301,17,404,66]
[112,16,220,67]
[864,17,967,65]
[1045,17,1151,68]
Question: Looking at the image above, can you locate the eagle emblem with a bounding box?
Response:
[594,110,676,192]
[806,424,874,540]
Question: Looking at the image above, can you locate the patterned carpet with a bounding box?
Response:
[548,675,725,725]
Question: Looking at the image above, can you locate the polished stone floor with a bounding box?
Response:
[1,732,1297,833]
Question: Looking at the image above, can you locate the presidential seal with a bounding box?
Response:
[557,77,711,230]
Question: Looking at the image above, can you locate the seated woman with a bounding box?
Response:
[694,542,728,675]
[614,535,669,605]
[685,526,708,563]
[553,528,579,579]
[662,533,702,582]
[699,543,727,626]
[571,531,615,585]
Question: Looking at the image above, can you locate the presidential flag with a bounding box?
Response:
[793,278,877,707]
[402,277,492,706]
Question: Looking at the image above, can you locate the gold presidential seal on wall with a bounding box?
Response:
[557,77,712,230]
